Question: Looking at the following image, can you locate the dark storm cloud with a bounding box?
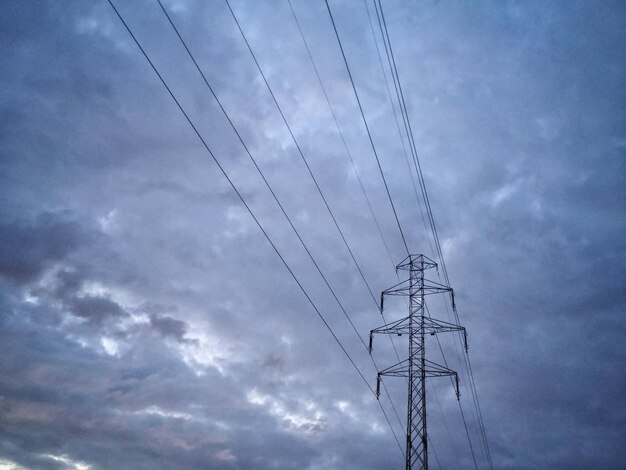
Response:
[67,294,128,324]
[0,213,86,285]
[0,0,624,469]
[149,313,190,342]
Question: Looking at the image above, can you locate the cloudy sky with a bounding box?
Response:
[1,0,625,469]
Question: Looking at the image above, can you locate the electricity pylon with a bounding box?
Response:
[369,254,468,470]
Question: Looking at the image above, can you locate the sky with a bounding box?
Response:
[1,0,625,469]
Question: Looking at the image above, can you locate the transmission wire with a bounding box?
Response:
[224,0,380,309]
[428,307,479,470]
[155,0,365,375]
[107,0,404,457]
[286,0,407,400]
[221,0,407,445]
[375,1,493,467]
[363,0,470,463]
[428,434,443,470]
[369,0,478,462]
[324,2,482,465]
[324,0,410,257]
[362,0,436,262]
[286,0,396,272]
[363,0,467,462]
[157,0,405,456]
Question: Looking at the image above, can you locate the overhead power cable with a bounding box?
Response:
[325,2,482,465]
[374,4,494,467]
[428,435,443,470]
[428,380,462,465]
[222,0,406,442]
[326,2,471,464]
[374,2,493,468]
[107,0,403,457]
[323,0,410,257]
[286,0,405,386]
[372,0,439,268]
[362,0,436,261]
[286,0,396,272]
[224,0,381,310]
[156,0,406,444]
[428,307,479,470]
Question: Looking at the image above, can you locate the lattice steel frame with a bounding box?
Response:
[370,254,467,470]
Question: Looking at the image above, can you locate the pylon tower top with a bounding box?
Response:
[395,254,438,271]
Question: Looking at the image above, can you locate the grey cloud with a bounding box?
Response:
[0,0,624,469]
[0,212,86,285]
[149,313,190,343]
[67,294,128,324]
[136,301,177,316]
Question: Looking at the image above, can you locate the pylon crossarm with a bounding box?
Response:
[381,277,453,297]
[379,358,410,377]
[372,316,410,335]
[422,278,453,295]
[396,254,438,271]
[384,286,412,296]
[424,359,456,377]
[423,316,460,331]
[380,279,412,312]
[424,360,461,399]
[376,359,410,398]
[381,278,411,296]
[370,317,410,353]
[423,317,469,350]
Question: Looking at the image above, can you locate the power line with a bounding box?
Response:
[428,435,443,470]
[373,0,449,297]
[347,0,468,463]
[220,2,408,448]
[113,0,491,466]
[224,0,382,310]
[286,0,406,401]
[373,4,494,467]
[324,0,410,257]
[371,0,439,268]
[107,0,404,457]
[458,394,480,470]
[155,0,365,367]
[361,2,468,463]
[374,2,493,467]
[428,306,479,470]
[428,380,462,466]
[325,1,486,465]
[362,0,436,262]
[286,0,396,273]
[466,350,494,467]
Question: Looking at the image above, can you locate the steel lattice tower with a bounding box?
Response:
[369,254,468,470]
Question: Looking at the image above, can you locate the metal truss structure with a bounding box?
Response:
[369,254,468,470]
